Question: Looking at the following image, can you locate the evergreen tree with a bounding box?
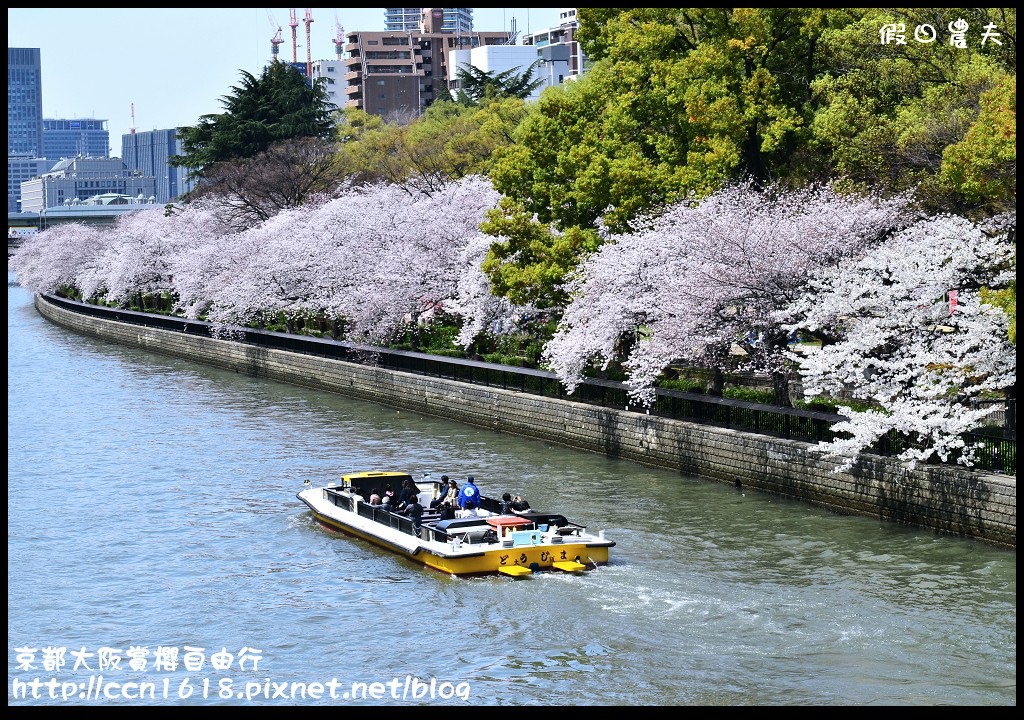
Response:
[171,61,335,181]
[452,62,544,105]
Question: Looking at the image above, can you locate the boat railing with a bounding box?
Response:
[323,485,588,545]
[324,487,354,511]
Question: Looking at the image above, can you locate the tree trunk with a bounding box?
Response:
[709,367,724,397]
[772,369,792,408]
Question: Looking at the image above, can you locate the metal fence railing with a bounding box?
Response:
[42,293,1015,473]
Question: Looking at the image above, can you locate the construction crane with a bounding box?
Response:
[334,14,345,61]
[304,8,314,79]
[289,8,299,64]
[267,11,284,60]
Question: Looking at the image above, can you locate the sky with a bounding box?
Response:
[7,8,565,155]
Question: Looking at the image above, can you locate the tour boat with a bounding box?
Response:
[296,471,615,577]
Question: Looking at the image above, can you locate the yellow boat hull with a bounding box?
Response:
[309,508,610,577]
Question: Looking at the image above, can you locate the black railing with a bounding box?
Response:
[42,293,1015,473]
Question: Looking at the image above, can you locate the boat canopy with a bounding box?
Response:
[342,471,415,500]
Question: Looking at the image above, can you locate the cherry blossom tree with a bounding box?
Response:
[331,175,501,343]
[8,221,106,296]
[75,207,184,308]
[165,175,502,344]
[544,181,912,405]
[164,199,248,320]
[447,232,539,349]
[784,213,1016,468]
[192,201,340,334]
[11,176,503,350]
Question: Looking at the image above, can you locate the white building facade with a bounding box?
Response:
[522,7,585,80]
[19,157,156,213]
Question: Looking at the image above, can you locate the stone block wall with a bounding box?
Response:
[37,295,1015,549]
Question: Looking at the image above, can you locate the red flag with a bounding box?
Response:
[948,290,958,316]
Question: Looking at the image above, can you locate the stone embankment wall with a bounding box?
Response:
[37,295,1015,549]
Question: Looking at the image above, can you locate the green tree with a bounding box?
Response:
[810,8,1016,213]
[452,62,544,105]
[484,8,1017,310]
[483,8,849,307]
[336,99,527,194]
[940,73,1016,214]
[171,61,335,181]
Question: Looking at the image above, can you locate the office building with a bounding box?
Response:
[120,128,195,204]
[310,59,346,110]
[8,48,44,156]
[19,156,156,213]
[43,119,111,161]
[8,47,45,212]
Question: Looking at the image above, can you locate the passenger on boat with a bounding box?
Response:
[510,495,531,514]
[380,485,395,509]
[428,476,453,510]
[401,493,424,533]
[368,491,382,505]
[433,479,459,510]
[458,476,481,509]
[397,478,419,509]
[456,501,480,519]
[500,493,531,514]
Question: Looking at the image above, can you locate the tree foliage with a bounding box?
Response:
[809,8,1016,215]
[452,62,544,105]
[186,137,347,230]
[336,99,527,194]
[171,61,335,181]
[940,73,1016,213]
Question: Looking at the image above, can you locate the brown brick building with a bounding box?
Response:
[343,8,512,120]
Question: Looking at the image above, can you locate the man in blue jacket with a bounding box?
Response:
[458,476,481,509]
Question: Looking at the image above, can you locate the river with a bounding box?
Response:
[7,275,1016,706]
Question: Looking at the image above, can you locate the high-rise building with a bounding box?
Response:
[385,8,473,34]
[384,8,423,31]
[120,128,195,204]
[8,47,46,212]
[43,119,111,161]
[8,48,44,157]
